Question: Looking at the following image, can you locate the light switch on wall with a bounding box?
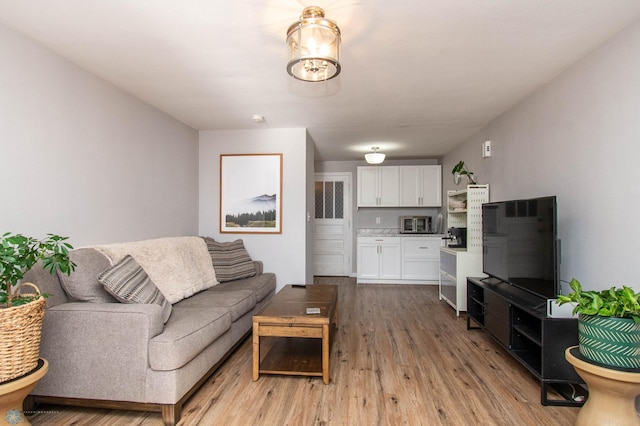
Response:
[375,217,381,224]
[482,140,492,158]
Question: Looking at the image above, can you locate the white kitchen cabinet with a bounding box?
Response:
[357,166,399,207]
[357,240,381,279]
[399,165,442,207]
[357,237,401,282]
[401,236,443,280]
[357,235,443,284]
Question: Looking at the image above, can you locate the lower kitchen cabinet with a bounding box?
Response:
[357,237,401,281]
[401,237,442,280]
[357,235,443,284]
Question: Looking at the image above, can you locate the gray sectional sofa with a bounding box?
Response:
[23,236,276,426]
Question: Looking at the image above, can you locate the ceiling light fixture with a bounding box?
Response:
[365,147,386,164]
[250,114,265,123]
[286,6,341,82]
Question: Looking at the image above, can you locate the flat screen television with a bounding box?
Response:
[482,196,558,299]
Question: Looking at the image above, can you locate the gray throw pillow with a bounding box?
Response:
[203,238,257,282]
[97,255,172,323]
[58,248,117,303]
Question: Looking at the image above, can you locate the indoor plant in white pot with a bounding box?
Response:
[556,278,640,369]
[0,232,75,383]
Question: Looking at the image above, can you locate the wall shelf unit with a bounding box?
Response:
[439,185,489,314]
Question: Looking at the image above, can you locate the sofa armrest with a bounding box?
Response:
[253,260,263,275]
[35,302,165,401]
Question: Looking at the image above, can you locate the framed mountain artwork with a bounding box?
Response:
[220,153,283,234]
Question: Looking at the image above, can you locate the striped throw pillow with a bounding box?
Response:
[98,255,172,323]
[203,238,257,282]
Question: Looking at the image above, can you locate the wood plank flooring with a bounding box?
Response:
[29,277,579,425]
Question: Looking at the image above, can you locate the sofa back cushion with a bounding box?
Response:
[22,261,69,308]
[57,248,117,304]
[93,237,219,304]
[203,238,257,282]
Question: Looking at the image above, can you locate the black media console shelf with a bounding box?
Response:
[466,277,584,406]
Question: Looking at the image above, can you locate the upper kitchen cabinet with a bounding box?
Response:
[399,165,442,207]
[357,166,400,207]
[357,165,442,208]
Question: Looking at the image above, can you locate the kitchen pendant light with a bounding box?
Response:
[286,6,341,82]
[365,147,386,164]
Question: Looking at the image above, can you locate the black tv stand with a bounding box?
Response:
[466,277,585,406]
[533,301,547,310]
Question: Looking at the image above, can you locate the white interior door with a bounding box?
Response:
[314,173,352,276]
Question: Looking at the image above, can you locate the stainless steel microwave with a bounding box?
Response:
[400,216,432,233]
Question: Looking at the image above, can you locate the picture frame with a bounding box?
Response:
[220,153,283,234]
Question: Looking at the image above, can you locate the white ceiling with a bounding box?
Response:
[1,1,639,161]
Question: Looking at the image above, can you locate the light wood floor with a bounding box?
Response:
[30,277,579,425]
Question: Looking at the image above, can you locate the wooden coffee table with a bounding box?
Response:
[252,284,338,384]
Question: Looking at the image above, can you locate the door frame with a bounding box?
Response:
[313,172,353,276]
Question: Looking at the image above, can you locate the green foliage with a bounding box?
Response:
[556,278,640,324]
[451,160,476,184]
[225,210,277,228]
[0,232,76,308]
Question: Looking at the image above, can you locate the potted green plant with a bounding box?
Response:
[451,160,476,185]
[0,232,75,382]
[556,278,640,369]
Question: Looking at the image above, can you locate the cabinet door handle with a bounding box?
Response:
[419,246,428,249]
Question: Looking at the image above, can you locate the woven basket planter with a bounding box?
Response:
[578,313,640,369]
[0,283,46,383]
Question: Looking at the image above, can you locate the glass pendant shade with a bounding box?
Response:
[365,147,386,164]
[287,6,341,82]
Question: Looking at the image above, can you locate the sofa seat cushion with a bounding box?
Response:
[208,272,276,303]
[149,306,231,371]
[174,289,256,322]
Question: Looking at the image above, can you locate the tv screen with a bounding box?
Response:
[482,196,558,299]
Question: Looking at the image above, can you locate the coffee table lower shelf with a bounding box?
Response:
[259,337,324,378]
[252,284,338,385]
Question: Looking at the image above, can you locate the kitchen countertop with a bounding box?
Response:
[357,228,445,237]
[440,246,469,253]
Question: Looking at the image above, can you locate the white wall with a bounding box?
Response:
[199,128,312,291]
[0,24,199,247]
[442,19,640,293]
